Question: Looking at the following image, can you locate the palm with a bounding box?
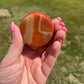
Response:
[21,43,55,84]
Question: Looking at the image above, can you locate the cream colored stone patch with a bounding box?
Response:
[24,15,34,44]
[0,9,11,17]
[68,74,83,84]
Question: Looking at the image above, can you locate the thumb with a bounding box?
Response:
[1,22,23,65]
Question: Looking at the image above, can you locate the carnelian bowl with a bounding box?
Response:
[20,12,54,49]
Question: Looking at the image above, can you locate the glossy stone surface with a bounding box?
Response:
[20,12,54,49]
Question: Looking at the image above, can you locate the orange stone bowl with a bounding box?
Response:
[20,12,54,49]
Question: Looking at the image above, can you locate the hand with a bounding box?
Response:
[0,17,67,84]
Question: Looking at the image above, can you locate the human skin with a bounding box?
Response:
[0,17,67,84]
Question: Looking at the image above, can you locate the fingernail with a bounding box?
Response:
[57,39,63,43]
[59,22,65,27]
[62,27,67,33]
[57,17,62,21]
[10,21,14,32]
